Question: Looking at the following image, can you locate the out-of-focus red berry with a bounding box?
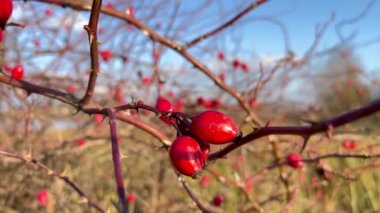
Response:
[217,52,225,61]
[66,84,76,94]
[127,193,136,203]
[241,62,249,72]
[342,139,357,150]
[93,114,103,125]
[142,76,152,85]
[106,2,114,8]
[197,96,205,105]
[200,176,211,187]
[100,50,114,62]
[45,9,53,16]
[232,59,240,68]
[76,139,86,147]
[203,100,213,108]
[212,195,224,206]
[286,152,303,169]
[11,65,24,80]
[37,189,48,206]
[245,179,253,191]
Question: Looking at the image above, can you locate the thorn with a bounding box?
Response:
[60,169,68,177]
[79,197,89,204]
[120,153,129,159]
[299,135,311,153]
[47,169,54,176]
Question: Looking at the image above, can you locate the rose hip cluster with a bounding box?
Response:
[155,97,241,178]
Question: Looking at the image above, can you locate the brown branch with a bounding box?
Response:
[209,98,380,160]
[178,175,216,213]
[80,0,103,106]
[0,150,104,212]
[116,113,171,147]
[0,73,79,107]
[184,0,270,48]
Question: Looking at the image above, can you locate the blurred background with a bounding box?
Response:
[1,0,380,212]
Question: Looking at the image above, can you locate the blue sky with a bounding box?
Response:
[168,0,379,71]
[225,0,380,70]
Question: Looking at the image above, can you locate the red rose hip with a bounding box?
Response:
[286,152,303,169]
[156,96,175,125]
[0,0,13,29]
[169,136,203,178]
[190,110,240,144]
[11,65,24,80]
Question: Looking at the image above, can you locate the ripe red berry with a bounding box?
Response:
[0,0,13,29]
[169,136,203,177]
[190,110,240,144]
[155,96,175,125]
[37,189,48,206]
[342,139,357,150]
[127,193,136,203]
[212,195,224,206]
[286,152,303,169]
[100,50,114,62]
[11,65,24,80]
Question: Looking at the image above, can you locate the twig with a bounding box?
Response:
[0,150,105,212]
[80,0,103,107]
[184,0,269,48]
[209,97,380,160]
